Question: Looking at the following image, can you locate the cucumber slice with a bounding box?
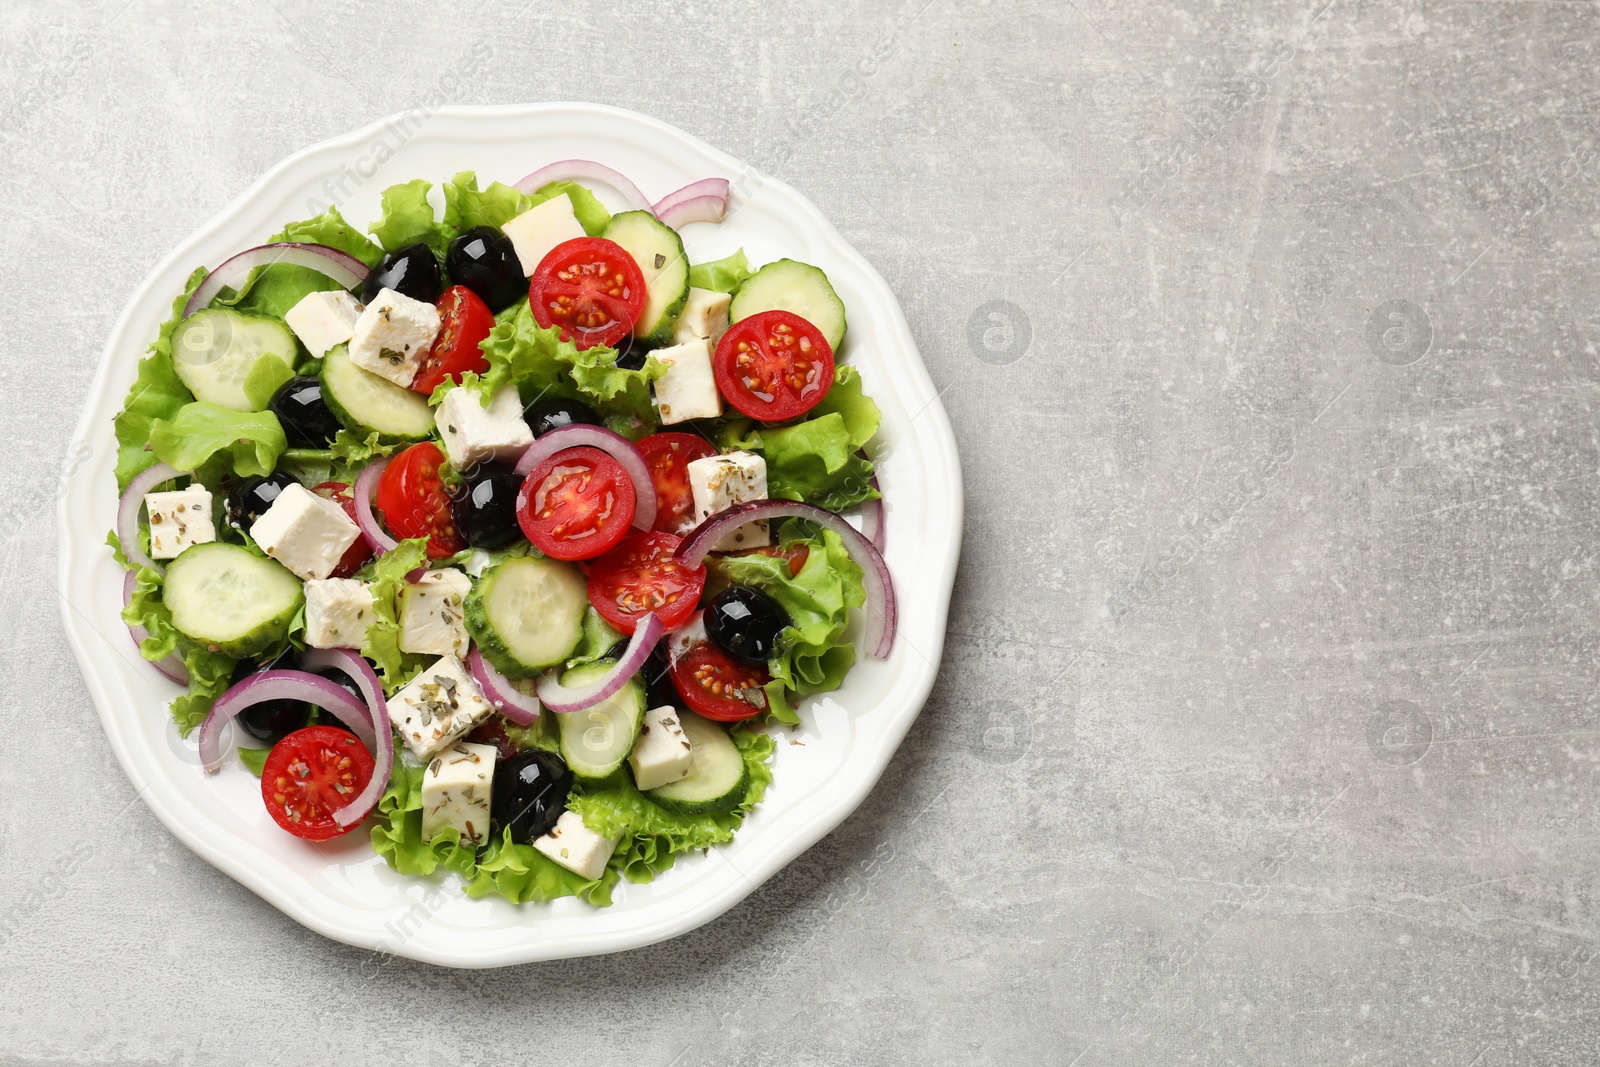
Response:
[554,663,645,778]
[644,712,748,814]
[163,542,304,658]
[318,343,433,442]
[170,308,298,412]
[728,258,847,352]
[464,556,587,678]
[602,210,689,343]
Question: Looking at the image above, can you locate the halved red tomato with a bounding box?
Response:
[713,309,835,422]
[516,445,636,560]
[412,285,492,394]
[312,481,374,577]
[587,529,705,634]
[375,442,466,559]
[260,726,376,841]
[528,237,647,350]
[634,432,717,534]
[670,642,771,722]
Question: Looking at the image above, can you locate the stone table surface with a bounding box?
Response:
[5,1,1600,1063]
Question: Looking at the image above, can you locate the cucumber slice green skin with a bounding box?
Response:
[555,664,645,779]
[318,344,434,442]
[171,308,298,412]
[728,258,848,352]
[464,556,588,679]
[602,210,689,344]
[162,543,304,659]
[644,712,748,814]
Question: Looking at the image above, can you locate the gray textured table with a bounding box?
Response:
[6,0,1599,1063]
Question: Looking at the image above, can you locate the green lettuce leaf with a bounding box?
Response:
[809,365,880,450]
[277,203,386,267]
[360,537,431,693]
[475,301,665,431]
[370,179,451,259]
[688,249,753,293]
[226,205,384,320]
[712,528,865,725]
[238,747,270,776]
[464,829,619,905]
[528,181,612,236]
[148,402,288,484]
[119,558,240,734]
[565,726,776,879]
[747,367,881,511]
[442,170,532,232]
[369,758,483,878]
[369,759,615,903]
[114,268,206,492]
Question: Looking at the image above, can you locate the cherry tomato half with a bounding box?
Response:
[260,726,376,841]
[412,285,492,395]
[375,442,466,559]
[670,642,771,722]
[634,432,717,534]
[312,481,374,578]
[587,529,706,634]
[529,237,647,351]
[515,446,636,560]
[713,309,835,422]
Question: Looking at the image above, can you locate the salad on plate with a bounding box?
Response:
[109,162,894,906]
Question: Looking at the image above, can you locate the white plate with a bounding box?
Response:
[57,103,962,968]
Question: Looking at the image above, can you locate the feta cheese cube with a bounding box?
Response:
[249,482,362,581]
[501,194,587,277]
[533,810,618,881]
[672,287,732,347]
[348,287,441,388]
[651,338,722,425]
[421,741,496,846]
[688,450,770,550]
[284,290,363,358]
[398,568,471,658]
[145,486,215,559]
[388,654,494,758]
[303,577,373,649]
[435,385,534,471]
[628,705,693,790]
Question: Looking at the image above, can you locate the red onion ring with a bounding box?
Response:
[861,471,885,551]
[117,462,181,573]
[298,648,394,827]
[198,669,375,775]
[513,160,651,213]
[655,195,728,229]
[183,243,369,319]
[467,647,542,726]
[352,457,396,553]
[676,500,897,659]
[121,570,188,684]
[513,424,657,531]
[651,177,730,219]
[534,613,663,713]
